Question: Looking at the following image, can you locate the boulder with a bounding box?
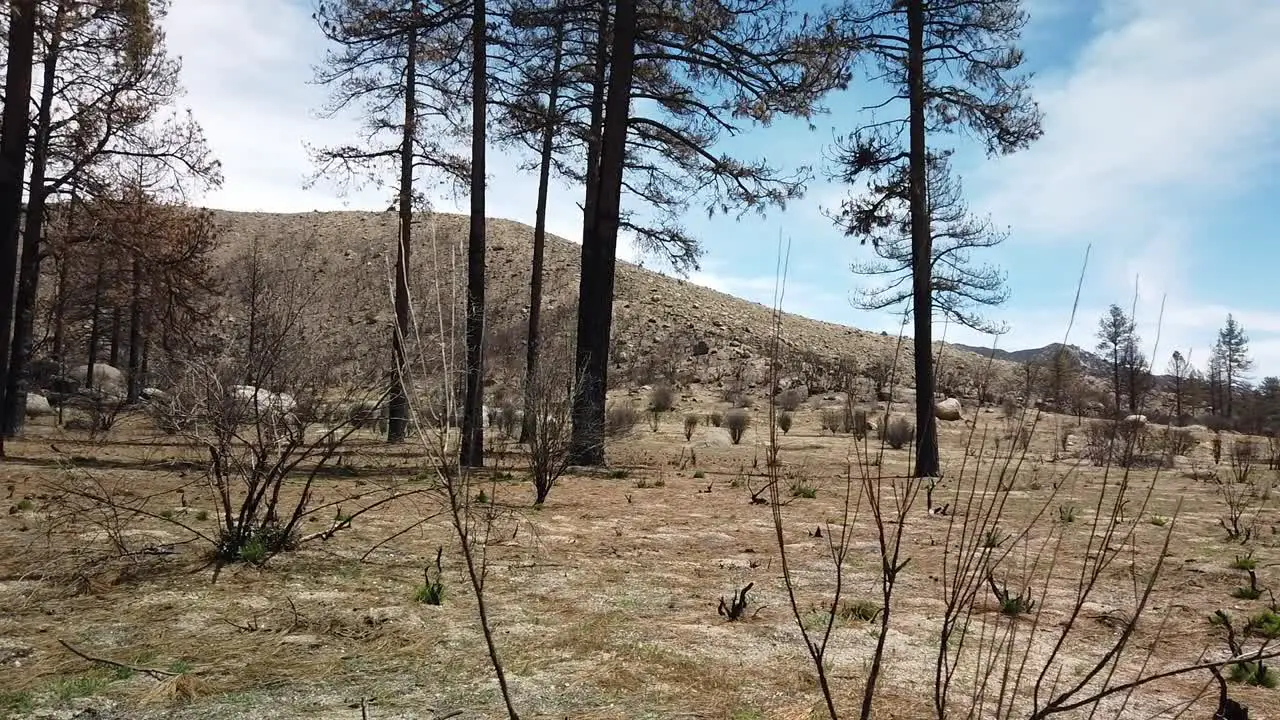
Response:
[68,364,124,394]
[1122,414,1148,426]
[25,393,53,417]
[697,427,734,448]
[935,397,963,421]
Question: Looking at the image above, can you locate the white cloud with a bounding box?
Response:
[163,0,639,260]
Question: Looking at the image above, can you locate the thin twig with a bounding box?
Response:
[58,639,179,680]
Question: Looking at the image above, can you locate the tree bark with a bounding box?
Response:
[459,0,488,469]
[0,0,39,450]
[387,0,419,444]
[86,256,106,391]
[905,0,938,478]
[3,0,68,436]
[51,251,67,368]
[126,255,143,402]
[569,0,636,467]
[519,19,565,444]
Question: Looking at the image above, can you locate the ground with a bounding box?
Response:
[2,394,1278,720]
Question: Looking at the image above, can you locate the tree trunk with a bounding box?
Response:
[569,0,636,467]
[459,0,488,469]
[387,0,419,444]
[108,306,122,368]
[3,0,68,436]
[51,251,67,368]
[86,257,106,391]
[519,19,565,445]
[0,0,39,450]
[905,0,938,479]
[126,256,143,402]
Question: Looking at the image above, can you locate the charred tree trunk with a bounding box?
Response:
[459,0,488,469]
[126,256,143,402]
[906,0,939,478]
[108,305,122,368]
[86,257,106,392]
[569,0,636,467]
[51,251,67,367]
[0,0,39,449]
[387,0,419,444]
[519,20,566,444]
[3,0,68,435]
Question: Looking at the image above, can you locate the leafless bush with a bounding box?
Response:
[522,349,584,506]
[1081,418,1154,468]
[604,401,640,438]
[820,407,844,434]
[683,414,698,441]
[725,409,750,444]
[777,411,793,434]
[707,410,723,427]
[1161,426,1197,457]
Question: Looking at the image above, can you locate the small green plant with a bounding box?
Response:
[988,573,1035,617]
[0,690,33,713]
[475,489,489,504]
[836,599,883,623]
[725,409,750,444]
[1233,585,1263,600]
[167,659,195,675]
[693,470,705,479]
[789,481,817,499]
[1232,553,1258,571]
[633,477,666,489]
[1057,505,1077,523]
[1245,609,1280,639]
[1229,660,1277,688]
[777,411,793,435]
[730,709,765,720]
[607,468,630,479]
[982,526,1010,549]
[48,670,113,702]
[683,414,699,441]
[413,547,445,606]
[15,498,33,511]
[1148,514,1170,527]
[194,509,209,521]
[160,509,175,519]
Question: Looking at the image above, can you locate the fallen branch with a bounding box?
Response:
[58,639,179,680]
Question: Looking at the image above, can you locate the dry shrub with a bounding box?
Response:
[683,414,699,441]
[708,411,723,427]
[725,409,750,444]
[1161,427,1197,457]
[882,417,913,449]
[648,383,675,413]
[777,388,805,411]
[777,411,793,434]
[604,401,640,438]
[820,407,844,434]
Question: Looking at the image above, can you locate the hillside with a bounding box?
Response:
[949,342,1113,377]
[202,209,1020,399]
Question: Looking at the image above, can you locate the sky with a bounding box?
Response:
[161,0,1280,378]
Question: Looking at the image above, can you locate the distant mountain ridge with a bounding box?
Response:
[948,342,1113,377]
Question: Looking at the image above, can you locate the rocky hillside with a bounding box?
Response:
[950,342,1112,378]
[203,209,1020,400]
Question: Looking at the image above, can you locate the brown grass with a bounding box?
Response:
[1,396,1278,718]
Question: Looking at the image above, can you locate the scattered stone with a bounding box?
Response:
[280,634,322,649]
[25,393,53,417]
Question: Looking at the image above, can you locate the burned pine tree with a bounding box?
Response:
[560,0,855,466]
[312,0,471,444]
[826,0,1042,478]
[834,152,1010,333]
[2,0,220,436]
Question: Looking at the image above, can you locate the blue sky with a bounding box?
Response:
[164,0,1280,377]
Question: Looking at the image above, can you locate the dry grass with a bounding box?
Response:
[2,395,1278,719]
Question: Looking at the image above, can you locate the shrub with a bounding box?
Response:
[777,412,793,434]
[777,388,805,411]
[683,414,699,441]
[648,383,675,413]
[725,409,750,444]
[820,408,843,434]
[1161,427,1196,457]
[883,417,913,449]
[850,408,868,439]
[708,411,724,427]
[1001,395,1019,418]
[789,480,816,498]
[604,402,640,438]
